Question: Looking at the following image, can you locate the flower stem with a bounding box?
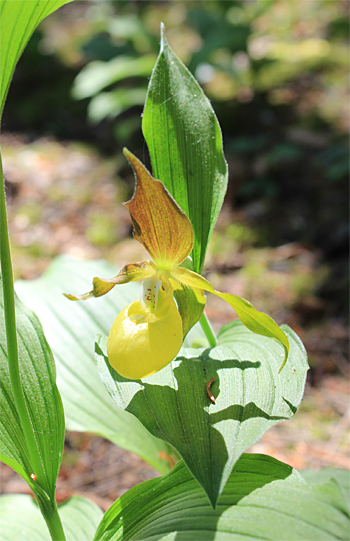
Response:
[1,156,66,541]
[0,156,47,485]
[38,498,66,541]
[199,311,217,348]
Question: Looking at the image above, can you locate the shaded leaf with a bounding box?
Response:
[0,494,103,541]
[174,285,206,339]
[0,275,64,501]
[15,256,177,474]
[94,454,349,540]
[142,24,228,273]
[96,322,308,507]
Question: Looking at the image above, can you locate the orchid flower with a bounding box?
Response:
[65,149,289,380]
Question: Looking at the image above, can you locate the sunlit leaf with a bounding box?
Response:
[142,24,228,273]
[96,321,308,507]
[302,468,350,509]
[0,275,65,501]
[94,454,349,541]
[0,494,103,541]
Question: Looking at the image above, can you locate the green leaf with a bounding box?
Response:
[302,469,350,509]
[0,274,65,501]
[0,494,103,541]
[142,24,228,274]
[0,0,73,118]
[88,88,147,123]
[72,55,157,100]
[95,321,308,507]
[94,454,349,541]
[15,256,178,474]
[174,286,206,339]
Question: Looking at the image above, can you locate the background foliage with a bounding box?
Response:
[3,0,348,312]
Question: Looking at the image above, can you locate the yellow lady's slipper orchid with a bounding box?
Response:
[65,148,289,379]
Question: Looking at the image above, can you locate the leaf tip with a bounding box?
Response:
[278,345,289,373]
[160,22,166,52]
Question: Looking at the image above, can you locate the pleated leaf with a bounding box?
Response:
[142,24,228,273]
[302,469,350,509]
[96,321,308,507]
[15,256,179,474]
[0,275,65,501]
[94,454,349,541]
[0,0,73,118]
[0,494,103,541]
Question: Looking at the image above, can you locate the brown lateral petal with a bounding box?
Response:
[64,261,156,301]
[123,148,193,268]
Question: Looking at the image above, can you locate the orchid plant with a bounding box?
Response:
[0,3,348,541]
[65,149,289,380]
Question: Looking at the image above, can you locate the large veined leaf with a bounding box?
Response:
[302,469,350,509]
[0,274,65,502]
[15,256,184,474]
[96,321,308,507]
[94,454,349,541]
[0,494,103,541]
[142,24,228,273]
[0,0,73,117]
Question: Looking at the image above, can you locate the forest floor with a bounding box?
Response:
[1,134,349,511]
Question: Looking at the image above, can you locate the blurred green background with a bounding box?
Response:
[1,0,349,489]
[2,0,349,356]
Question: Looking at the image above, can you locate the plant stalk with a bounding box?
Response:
[38,498,66,541]
[0,155,66,540]
[0,156,46,483]
[199,311,217,348]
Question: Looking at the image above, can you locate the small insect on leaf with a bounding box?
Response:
[206,377,215,403]
[30,473,36,481]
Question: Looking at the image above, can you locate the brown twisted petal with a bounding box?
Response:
[123,148,193,269]
[63,261,156,301]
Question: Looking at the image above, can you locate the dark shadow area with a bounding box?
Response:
[209,402,291,425]
[283,397,298,415]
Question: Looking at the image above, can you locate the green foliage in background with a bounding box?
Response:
[4,0,346,303]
